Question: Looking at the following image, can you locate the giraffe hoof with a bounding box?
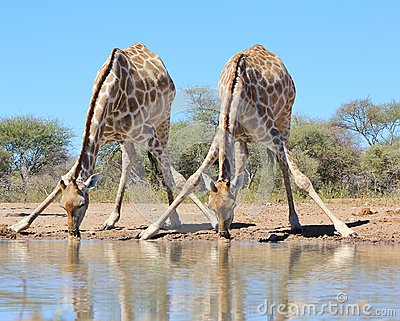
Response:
[290,225,303,234]
[102,223,114,231]
[139,224,160,240]
[10,218,31,233]
[218,230,231,240]
[334,223,358,238]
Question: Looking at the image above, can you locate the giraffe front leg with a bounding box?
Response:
[10,161,79,232]
[140,141,219,239]
[139,172,202,239]
[103,141,136,230]
[170,166,218,228]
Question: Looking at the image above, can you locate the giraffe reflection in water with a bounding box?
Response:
[2,241,399,321]
[61,241,359,321]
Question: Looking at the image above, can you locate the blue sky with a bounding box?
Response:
[0,1,399,149]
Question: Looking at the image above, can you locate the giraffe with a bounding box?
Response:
[140,44,357,240]
[10,43,217,237]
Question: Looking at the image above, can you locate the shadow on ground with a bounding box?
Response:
[270,220,370,238]
[5,212,66,218]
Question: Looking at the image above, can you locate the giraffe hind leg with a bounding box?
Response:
[154,118,218,228]
[276,156,303,234]
[103,141,136,230]
[139,139,219,239]
[146,145,181,230]
[282,143,357,237]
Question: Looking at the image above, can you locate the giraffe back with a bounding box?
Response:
[90,43,175,145]
[218,44,296,144]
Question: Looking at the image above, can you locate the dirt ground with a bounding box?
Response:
[1,199,400,244]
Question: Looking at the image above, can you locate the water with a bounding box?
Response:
[0,240,399,321]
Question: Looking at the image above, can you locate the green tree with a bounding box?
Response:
[333,97,400,146]
[168,121,216,178]
[0,147,11,189]
[184,86,220,128]
[288,116,361,196]
[0,115,73,184]
[379,101,400,145]
[360,143,400,194]
[0,147,11,176]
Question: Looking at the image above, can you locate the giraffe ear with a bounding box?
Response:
[231,172,245,191]
[60,177,67,190]
[84,173,100,190]
[202,173,218,193]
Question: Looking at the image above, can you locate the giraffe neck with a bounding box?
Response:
[218,54,245,181]
[74,135,101,181]
[73,48,121,181]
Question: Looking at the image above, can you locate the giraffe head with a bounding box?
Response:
[202,173,244,239]
[59,174,100,239]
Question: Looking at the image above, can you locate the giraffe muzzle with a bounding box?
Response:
[68,229,81,239]
[218,219,231,240]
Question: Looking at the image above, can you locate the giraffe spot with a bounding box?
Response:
[119,68,128,91]
[275,83,283,95]
[134,55,144,65]
[259,92,268,106]
[266,119,273,128]
[283,87,289,97]
[144,92,150,106]
[135,90,145,104]
[119,102,128,114]
[109,83,119,99]
[266,85,274,95]
[157,75,168,89]
[126,78,134,94]
[266,73,275,84]
[270,93,278,106]
[149,89,157,102]
[121,114,132,129]
[158,133,167,144]
[248,85,257,103]
[258,76,268,89]
[118,54,129,68]
[128,97,139,110]
[135,80,146,92]
[82,152,90,167]
[276,96,285,110]
[270,128,280,137]
[272,137,281,146]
